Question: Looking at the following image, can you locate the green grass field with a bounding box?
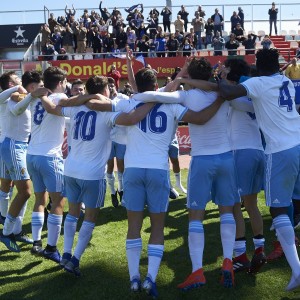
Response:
[1,169,300,300]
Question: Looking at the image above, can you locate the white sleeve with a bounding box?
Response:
[9,94,34,116]
[133,91,185,104]
[231,97,255,113]
[0,86,19,104]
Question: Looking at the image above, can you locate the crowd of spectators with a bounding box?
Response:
[39,2,283,60]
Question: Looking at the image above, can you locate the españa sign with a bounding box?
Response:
[50,56,255,80]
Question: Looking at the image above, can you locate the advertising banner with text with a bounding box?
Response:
[50,56,255,80]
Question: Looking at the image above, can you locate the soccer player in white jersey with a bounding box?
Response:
[40,75,155,276]
[219,48,300,291]
[0,72,25,225]
[134,58,239,290]
[27,67,68,263]
[0,71,48,252]
[88,67,225,297]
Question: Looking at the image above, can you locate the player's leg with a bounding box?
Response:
[115,143,126,203]
[266,147,300,291]
[123,168,146,292]
[107,142,118,207]
[0,178,12,224]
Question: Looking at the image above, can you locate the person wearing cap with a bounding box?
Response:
[268,2,278,36]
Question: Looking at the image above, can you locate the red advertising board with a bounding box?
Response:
[49,56,255,80]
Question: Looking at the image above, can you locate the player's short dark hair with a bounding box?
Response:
[187,57,212,81]
[0,71,16,91]
[224,58,250,83]
[256,48,279,75]
[21,71,43,89]
[43,67,66,91]
[134,68,157,93]
[71,79,84,88]
[85,75,108,94]
[107,77,115,85]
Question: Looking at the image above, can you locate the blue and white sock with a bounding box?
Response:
[47,214,63,246]
[234,239,246,257]
[64,214,78,254]
[106,172,116,194]
[147,244,164,282]
[13,202,28,235]
[220,213,236,260]
[0,190,9,218]
[3,213,16,236]
[73,221,95,260]
[274,215,300,277]
[117,171,123,191]
[31,211,44,241]
[126,238,142,280]
[188,220,204,272]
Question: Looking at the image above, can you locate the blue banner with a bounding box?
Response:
[292,80,300,104]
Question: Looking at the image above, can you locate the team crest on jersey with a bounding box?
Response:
[20,168,26,175]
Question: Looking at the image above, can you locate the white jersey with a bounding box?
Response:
[27,93,66,156]
[3,99,31,142]
[62,106,119,180]
[241,74,300,154]
[229,96,264,151]
[0,86,19,143]
[112,98,187,170]
[134,89,231,156]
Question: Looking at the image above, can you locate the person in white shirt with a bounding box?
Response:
[87,66,225,296]
[219,48,300,292]
[40,74,156,276]
[133,57,239,290]
[0,71,48,252]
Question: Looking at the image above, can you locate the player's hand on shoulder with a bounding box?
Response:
[31,87,50,98]
[17,85,27,95]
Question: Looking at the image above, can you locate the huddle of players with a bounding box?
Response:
[1,47,300,297]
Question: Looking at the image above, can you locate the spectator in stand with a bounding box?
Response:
[40,24,51,48]
[48,13,59,33]
[238,7,244,29]
[242,33,257,54]
[230,11,241,32]
[99,1,111,23]
[51,27,63,53]
[57,48,69,60]
[211,8,224,37]
[195,5,206,18]
[186,28,198,50]
[175,29,184,44]
[107,64,121,90]
[113,13,126,36]
[285,58,300,79]
[166,33,179,57]
[268,2,278,36]
[178,5,189,33]
[115,26,127,52]
[125,4,143,14]
[57,16,67,27]
[261,34,273,49]
[65,4,76,24]
[86,23,94,48]
[182,37,194,56]
[205,18,214,47]
[174,15,185,35]
[232,23,245,42]
[91,26,103,59]
[102,33,114,57]
[41,39,55,60]
[161,6,172,33]
[155,33,166,57]
[191,12,204,50]
[61,23,74,57]
[212,31,225,56]
[225,33,240,55]
[135,22,148,40]
[149,8,160,26]
[126,27,137,51]
[131,12,144,29]
[136,35,149,57]
[126,5,144,27]
[147,14,159,39]
[148,38,158,57]
[74,21,87,56]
